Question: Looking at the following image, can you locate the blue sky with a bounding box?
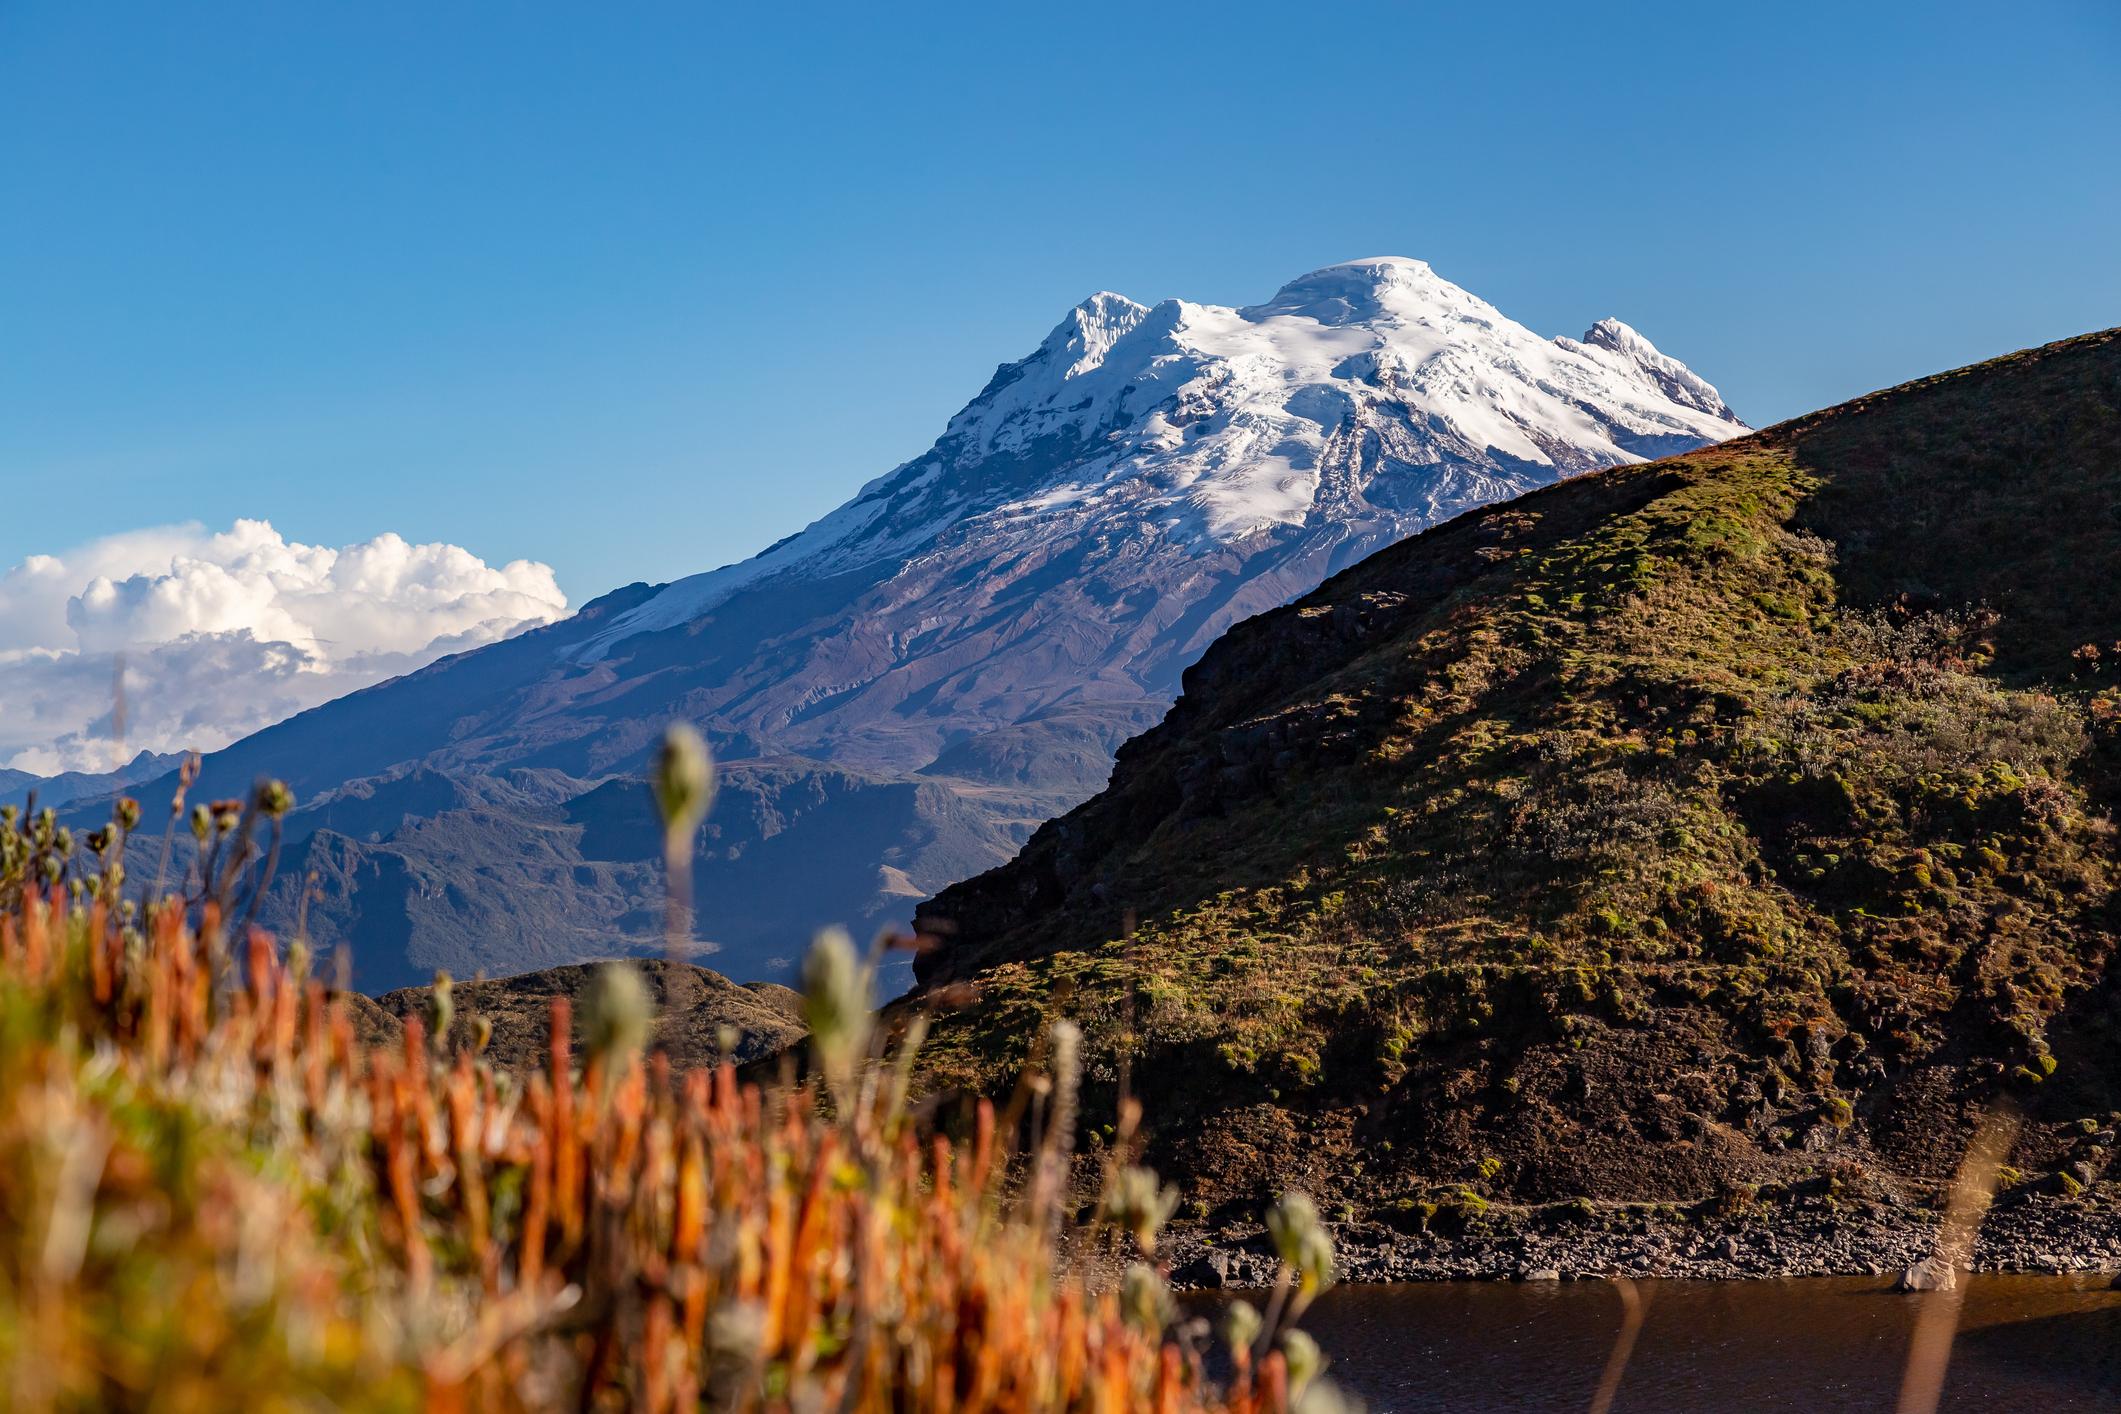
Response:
[2,1,2116,605]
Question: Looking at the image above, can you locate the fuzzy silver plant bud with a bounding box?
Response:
[1266,1190,1336,1296]
[1221,1298,1263,1355]
[652,723,716,838]
[1280,1329,1325,1396]
[1267,1191,1320,1268]
[114,796,142,832]
[428,971,455,1043]
[1046,1017,1081,1128]
[190,803,212,843]
[801,927,871,1079]
[1120,1262,1173,1334]
[1098,1165,1181,1255]
[255,780,295,819]
[586,961,653,1063]
[1293,1380,1361,1414]
[708,1299,766,1363]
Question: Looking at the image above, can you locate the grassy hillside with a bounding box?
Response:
[915,328,2121,1218]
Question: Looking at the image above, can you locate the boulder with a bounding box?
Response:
[1896,1257,1956,1292]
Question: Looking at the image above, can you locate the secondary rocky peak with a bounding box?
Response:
[1573,316,1740,422]
[1039,290,1152,380]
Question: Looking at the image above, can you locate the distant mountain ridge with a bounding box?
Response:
[79,258,1741,990]
[4,751,186,810]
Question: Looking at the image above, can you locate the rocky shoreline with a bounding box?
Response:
[1165,1192,2121,1288]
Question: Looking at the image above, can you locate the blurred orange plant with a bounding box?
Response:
[0,785,1341,1412]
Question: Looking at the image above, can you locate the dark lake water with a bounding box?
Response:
[1195,1274,2121,1412]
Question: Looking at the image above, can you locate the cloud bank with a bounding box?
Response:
[0,520,568,773]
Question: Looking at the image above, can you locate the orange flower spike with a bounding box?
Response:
[270,952,299,1076]
[246,928,273,1014]
[22,892,46,980]
[1156,1343,1184,1414]
[421,1369,466,1414]
[759,1183,794,1355]
[144,931,171,1069]
[403,1013,427,1077]
[922,1135,945,1208]
[401,1016,445,1166]
[713,1057,738,1124]
[386,1102,429,1294]
[520,1076,552,1291]
[674,1131,707,1263]
[1047,1286,1075,1403]
[328,991,356,1074]
[302,979,328,1113]
[1100,1331,1131,1414]
[448,1052,490,1268]
[88,899,111,1005]
[783,1131,839,1360]
[642,1292,675,1414]
[610,1059,647,1193]
[1229,1334,1255,1410]
[734,1208,765,1303]
[367,1049,397,1130]
[679,1259,710,1354]
[0,911,15,972]
[549,996,581,1251]
[1256,1351,1289,1414]
[970,1097,996,1195]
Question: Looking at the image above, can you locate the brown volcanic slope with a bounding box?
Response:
[913,328,2121,1220]
[367,961,805,1073]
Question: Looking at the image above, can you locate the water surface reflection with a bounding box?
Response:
[1195,1274,2121,1412]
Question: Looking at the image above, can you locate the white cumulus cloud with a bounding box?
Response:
[0,520,568,773]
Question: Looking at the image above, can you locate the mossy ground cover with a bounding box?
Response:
[917,329,2121,1220]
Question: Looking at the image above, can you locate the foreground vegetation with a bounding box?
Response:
[0,783,1346,1411]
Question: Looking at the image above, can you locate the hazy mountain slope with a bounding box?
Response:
[1,751,185,809]
[80,259,1738,989]
[913,328,2121,1217]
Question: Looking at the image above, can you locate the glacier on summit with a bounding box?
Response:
[588,257,1738,653]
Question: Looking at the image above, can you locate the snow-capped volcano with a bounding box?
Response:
[119,258,1742,990]
[590,257,1737,650]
